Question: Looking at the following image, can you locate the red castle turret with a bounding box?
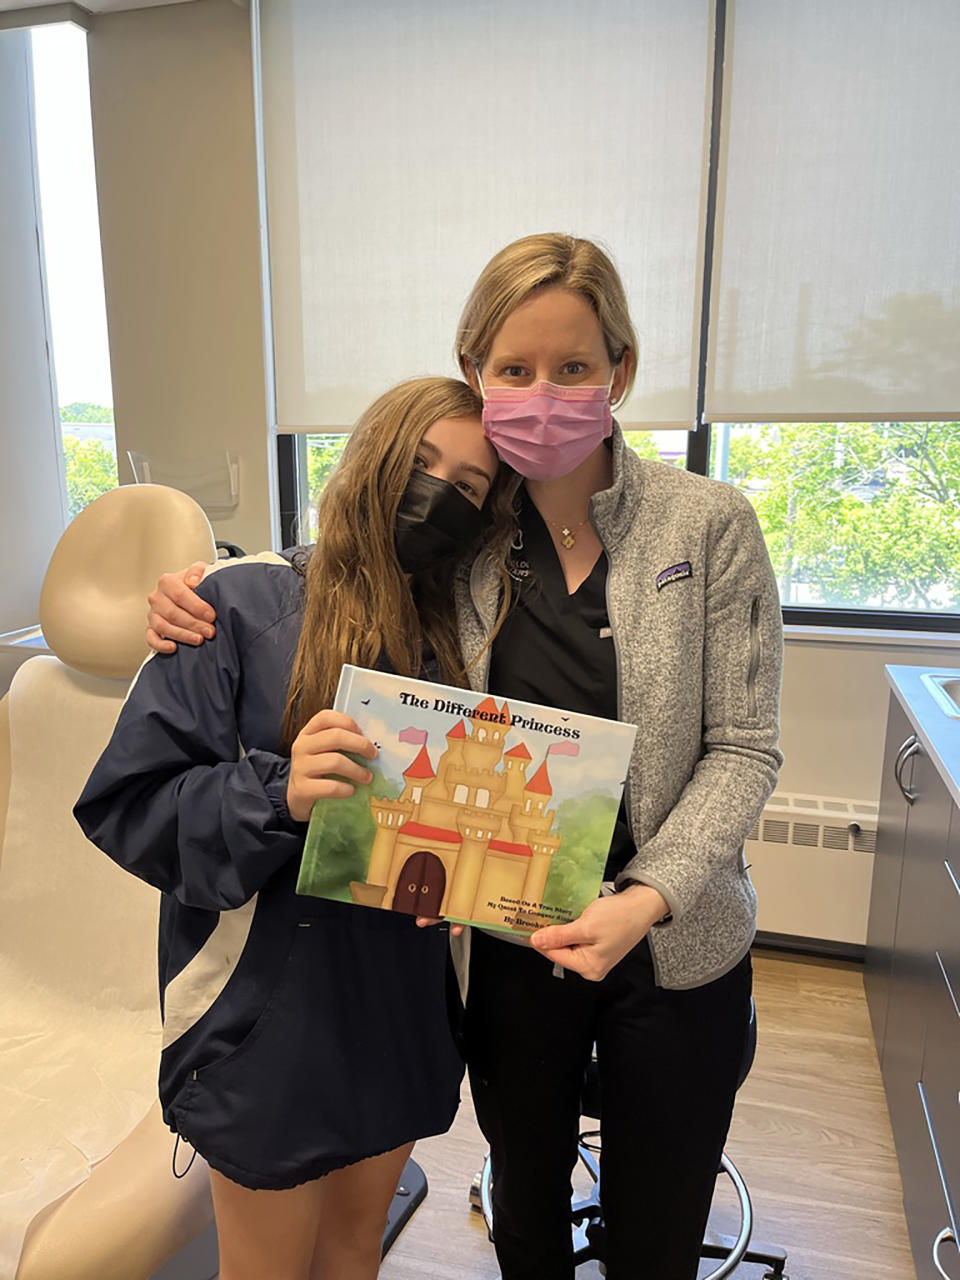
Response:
[403,746,435,779]
[472,696,510,724]
[525,760,553,796]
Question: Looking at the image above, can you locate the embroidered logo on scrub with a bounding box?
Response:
[656,561,693,592]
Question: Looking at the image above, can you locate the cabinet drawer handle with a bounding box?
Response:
[946,860,960,899]
[933,1226,957,1279]
[894,736,921,804]
[894,733,916,774]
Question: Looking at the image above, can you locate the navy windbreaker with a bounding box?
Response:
[74,560,463,1190]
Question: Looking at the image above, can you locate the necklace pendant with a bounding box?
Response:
[560,528,576,549]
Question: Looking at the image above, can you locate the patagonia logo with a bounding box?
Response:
[656,561,693,592]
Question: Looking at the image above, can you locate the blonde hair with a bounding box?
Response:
[282,377,516,745]
[455,233,638,404]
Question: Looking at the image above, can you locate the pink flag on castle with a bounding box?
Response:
[398,727,429,745]
[547,740,580,757]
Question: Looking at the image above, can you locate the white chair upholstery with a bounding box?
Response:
[0,485,218,1280]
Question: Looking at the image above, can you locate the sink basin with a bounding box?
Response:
[922,673,960,718]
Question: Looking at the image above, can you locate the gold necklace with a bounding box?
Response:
[543,514,590,550]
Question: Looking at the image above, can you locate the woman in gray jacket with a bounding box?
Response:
[148,234,783,1280]
[454,234,783,1280]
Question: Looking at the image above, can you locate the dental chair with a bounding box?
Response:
[0,484,217,1280]
[471,1000,790,1278]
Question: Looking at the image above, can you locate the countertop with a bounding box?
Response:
[886,665,960,810]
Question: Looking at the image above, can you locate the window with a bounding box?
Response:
[267,1,960,631]
[30,24,116,519]
[298,433,351,543]
[623,431,687,470]
[453,784,468,805]
[710,423,960,619]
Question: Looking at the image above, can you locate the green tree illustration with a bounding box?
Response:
[542,791,620,919]
[297,764,401,902]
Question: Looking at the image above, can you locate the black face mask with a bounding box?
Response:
[395,470,485,574]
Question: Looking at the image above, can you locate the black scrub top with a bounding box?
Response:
[488,492,636,880]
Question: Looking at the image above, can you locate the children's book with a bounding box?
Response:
[296,665,638,935]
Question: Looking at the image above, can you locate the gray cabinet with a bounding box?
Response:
[866,691,959,1280]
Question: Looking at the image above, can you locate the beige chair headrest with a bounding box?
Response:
[39,484,216,680]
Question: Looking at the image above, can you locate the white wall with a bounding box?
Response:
[86,0,274,554]
[780,632,960,802]
[0,30,67,636]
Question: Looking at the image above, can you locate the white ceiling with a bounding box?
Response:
[0,0,196,13]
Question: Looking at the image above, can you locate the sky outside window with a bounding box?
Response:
[31,23,113,412]
[31,23,117,515]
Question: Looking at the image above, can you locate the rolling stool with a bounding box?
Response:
[470,999,789,1278]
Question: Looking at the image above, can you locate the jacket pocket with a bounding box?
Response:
[190,925,298,1086]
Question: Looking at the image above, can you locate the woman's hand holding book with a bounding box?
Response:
[529,884,670,981]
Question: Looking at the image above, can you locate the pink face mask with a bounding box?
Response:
[479,376,614,482]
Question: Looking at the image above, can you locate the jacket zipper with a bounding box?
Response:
[747,596,761,720]
[603,551,663,982]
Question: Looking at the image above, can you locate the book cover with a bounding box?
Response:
[296,665,638,935]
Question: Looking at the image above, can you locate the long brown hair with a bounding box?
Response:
[455,233,638,406]
[282,377,517,744]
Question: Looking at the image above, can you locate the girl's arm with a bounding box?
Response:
[75,576,373,912]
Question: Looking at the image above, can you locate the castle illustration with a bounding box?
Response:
[349,697,564,930]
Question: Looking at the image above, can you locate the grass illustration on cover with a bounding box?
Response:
[297,666,638,935]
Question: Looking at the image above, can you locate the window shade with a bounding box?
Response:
[259,0,713,431]
[705,0,960,423]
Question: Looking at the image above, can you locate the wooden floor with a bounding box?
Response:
[379,950,917,1280]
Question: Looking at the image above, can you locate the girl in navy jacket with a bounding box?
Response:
[75,377,516,1280]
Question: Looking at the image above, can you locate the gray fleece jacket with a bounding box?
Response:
[454,427,784,990]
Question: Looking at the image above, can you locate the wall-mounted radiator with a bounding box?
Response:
[746,792,878,946]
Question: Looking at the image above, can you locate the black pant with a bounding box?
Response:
[465,930,753,1280]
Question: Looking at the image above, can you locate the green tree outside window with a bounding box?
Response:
[60,404,118,519]
[717,423,960,611]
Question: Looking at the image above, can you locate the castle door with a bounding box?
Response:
[393,851,446,916]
